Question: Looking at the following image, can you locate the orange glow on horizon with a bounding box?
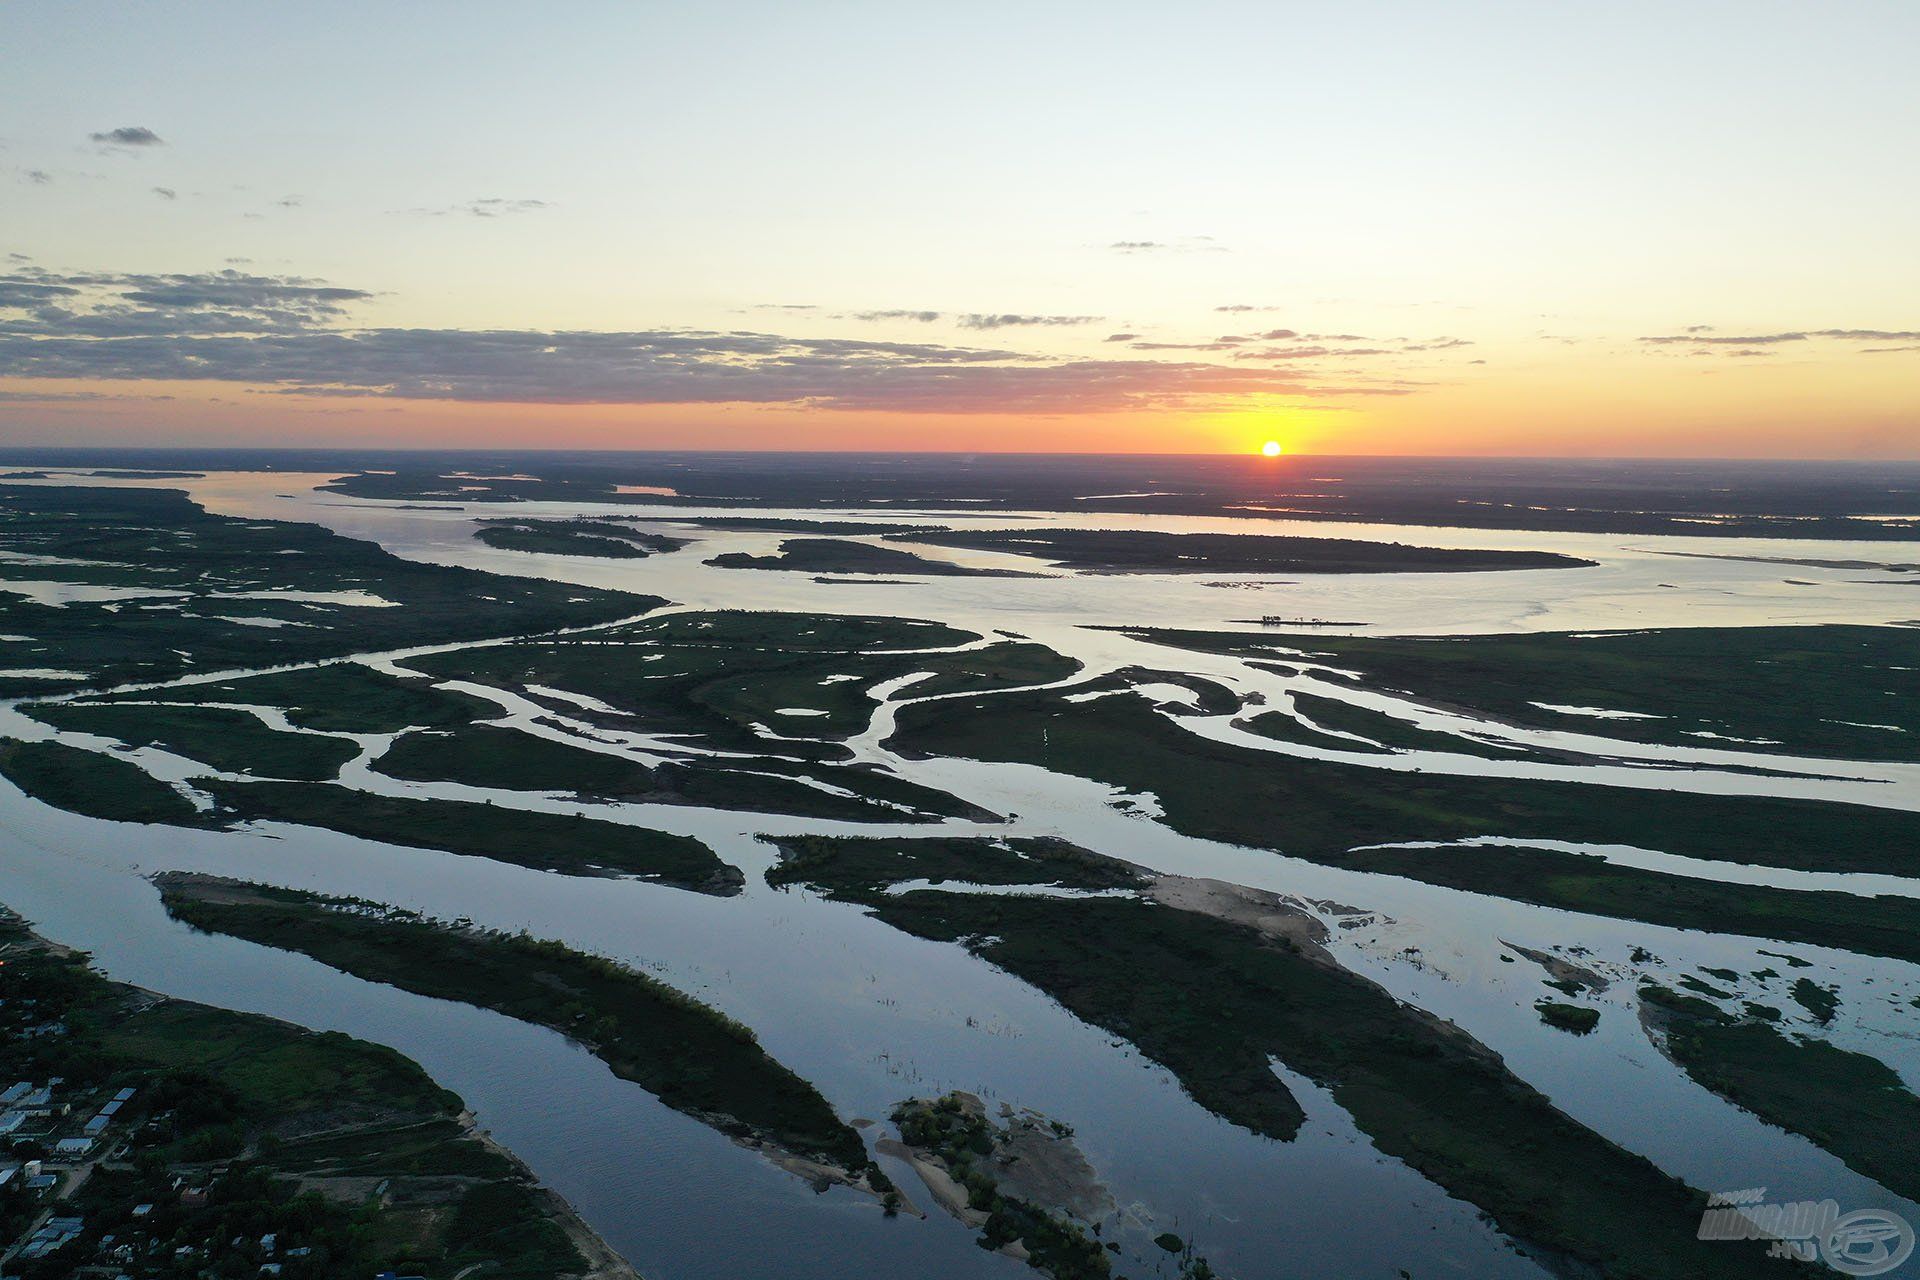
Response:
[2,361,1918,459]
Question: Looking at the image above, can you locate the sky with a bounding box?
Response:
[3,1,1917,457]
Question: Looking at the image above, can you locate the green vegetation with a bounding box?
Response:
[709,537,1031,576]
[26,701,359,781]
[1641,984,1920,1201]
[201,779,742,892]
[375,724,660,796]
[1535,1001,1601,1034]
[892,1095,1113,1280]
[769,834,1145,895]
[0,739,201,824]
[98,1001,458,1123]
[888,527,1593,574]
[1790,977,1841,1023]
[676,517,936,535]
[161,878,875,1179]
[0,904,595,1279]
[1129,623,1920,762]
[1253,691,1526,759]
[895,686,1920,878]
[118,661,501,734]
[0,484,651,696]
[374,723,977,822]
[401,609,1074,756]
[477,518,687,558]
[1317,843,1920,966]
[782,840,1792,1279]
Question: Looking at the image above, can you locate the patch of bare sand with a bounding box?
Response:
[1147,873,1329,951]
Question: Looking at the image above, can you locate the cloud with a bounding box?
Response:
[845,311,1100,329]
[152,186,176,200]
[1214,304,1285,313]
[955,314,1099,330]
[1641,332,1809,346]
[1131,340,1243,351]
[89,125,164,148]
[405,197,552,218]
[850,310,943,324]
[0,265,1422,413]
[1110,236,1226,254]
[1235,345,1393,361]
[1231,334,1470,361]
[21,169,53,185]
[1641,328,1920,350]
[1103,333,1139,343]
[0,267,375,338]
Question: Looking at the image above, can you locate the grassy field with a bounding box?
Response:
[0,739,202,824]
[401,610,1076,757]
[27,701,359,781]
[99,1001,457,1123]
[1641,983,1920,1201]
[768,834,1146,895]
[162,878,876,1178]
[0,484,651,696]
[1130,623,1920,762]
[110,662,502,734]
[477,518,687,558]
[708,537,1031,576]
[374,722,982,822]
[895,687,1920,879]
[203,779,743,892]
[1324,842,1920,965]
[888,527,1594,574]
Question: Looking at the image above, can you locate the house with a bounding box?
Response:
[52,1136,93,1159]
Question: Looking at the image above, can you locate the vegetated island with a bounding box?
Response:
[706,537,1041,577]
[884,1092,1221,1280]
[158,875,888,1196]
[0,484,651,698]
[199,781,745,893]
[893,681,1920,907]
[475,518,689,559]
[766,834,1800,1280]
[879,527,1595,574]
[1125,622,1920,763]
[0,899,631,1279]
[1639,983,1920,1202]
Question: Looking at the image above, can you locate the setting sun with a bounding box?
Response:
[1260,441,1283,457]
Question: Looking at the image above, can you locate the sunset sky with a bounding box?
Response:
[3,1,1916,456]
